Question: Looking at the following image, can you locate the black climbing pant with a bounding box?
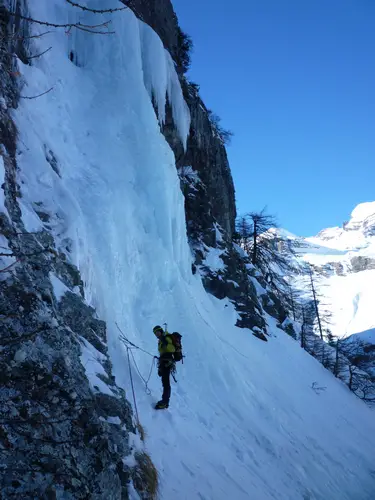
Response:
[158,359,173,404]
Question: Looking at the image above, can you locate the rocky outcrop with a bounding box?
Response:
[329,261,345,276]
[162,82,236,242]
[350,256,375,273]
[0,248,134,498]
[198,244,265,331]
[260,291,288,324]
[316,261,346,277]
[342,334,375,379]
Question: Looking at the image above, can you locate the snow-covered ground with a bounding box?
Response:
[7,1,375,498]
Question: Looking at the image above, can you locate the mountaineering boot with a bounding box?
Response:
[155,400,169,410]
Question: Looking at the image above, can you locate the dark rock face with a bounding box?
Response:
[162,84,236,240]
[317,261,346,278]
[0,229,137,493]
[182,89,236,238]
[260,291,288,324]
[252,330,268,342]
[330,261,345,276]
[342,334,375,378]
[350,256,375,273]
[362,217,375,237]
[199,245,265,331]
[0,263,133,498]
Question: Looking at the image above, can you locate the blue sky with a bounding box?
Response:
[172,0,375,236]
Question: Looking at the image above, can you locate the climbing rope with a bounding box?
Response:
[116,322,157,398]
[116,322,155,357]
[129,348,155,396]
[126,345,140,424]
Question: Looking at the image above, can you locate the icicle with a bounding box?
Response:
[140,22,190,150]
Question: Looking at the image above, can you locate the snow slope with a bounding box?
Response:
[8,1,375,498]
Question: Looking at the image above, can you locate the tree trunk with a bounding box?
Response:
[309,268,323,340]
[290,287,295,321]
[301,308,306,349]
[252,221,257,265]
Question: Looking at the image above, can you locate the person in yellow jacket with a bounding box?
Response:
[153,325,175,409]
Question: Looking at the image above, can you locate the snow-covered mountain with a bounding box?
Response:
[1,1,375,499]
[312,201,375,246]
[300,202,375,339]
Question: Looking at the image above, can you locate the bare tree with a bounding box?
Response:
[235,209,305,326]
[288,283,297,321]
[326,332,346,377]
[234,215,252,254]
[244,209,278,266]
[300,306,307,349]
[300,304,315,350]
[284,283,305,322]
[207,110,233,145]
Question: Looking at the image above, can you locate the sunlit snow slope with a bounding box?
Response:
[12,1,375,498]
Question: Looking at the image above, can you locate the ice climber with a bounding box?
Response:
[153,325,178,410]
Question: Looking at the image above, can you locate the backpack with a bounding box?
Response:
[168,332,183,362]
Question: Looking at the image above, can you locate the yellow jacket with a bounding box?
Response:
[158,333,176,357]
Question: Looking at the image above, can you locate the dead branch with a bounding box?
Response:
[0,31,53,42]
[311,382,326,394]
[20,87,54,99]
[27,46,52,59]
[0,258,18,273]
[66,0,127,14]
[7,12,115,34]
[65,23,114,35]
